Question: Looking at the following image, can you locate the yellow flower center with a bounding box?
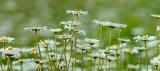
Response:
[2,37,9,43]
[142,35,149,40]
[32,48,39,51]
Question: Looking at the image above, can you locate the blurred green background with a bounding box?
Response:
[0,0,160,47]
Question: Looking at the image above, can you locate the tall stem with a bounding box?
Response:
[46,48,53,71]
[35,32,41,59]
[144,41,148,71]
[81,50,84,71]
[99,26,103,47]
[20,62,23,71]
[120,43,124,71]
[139,51,141,71]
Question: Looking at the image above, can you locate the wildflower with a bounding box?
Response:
[66,10,88,16]
[128,64,139,69]
[49,28,62,34]
[92,52,99,59]
[151,14,160,19]
[157,26,160,32]
[123,48,132,54]
[134,35,156,42]
[118,38,130,43]
[61,20,80,32]
[134,47,146,52]
[150,55,160,70]
[109,45,121,50]
[93,20,127,29]
[99,52,106,59]
[0,36,14,43]
[1,47,20,59]
[77,45,90,51]
[56,34,72,40]
[24,26,48,32]
[38,40,55,48]
[84,38,99,46]
[107,55,117,62]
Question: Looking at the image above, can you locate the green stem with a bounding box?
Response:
[20,62,23,71]
[0,53,3,70]
[109,61,110,71]
[121,43,124,71]
[46,48,53,71]
[144,41,148,71]
[81,50,84,71]
[139,51,141,71]
[99,26,103,47]
[35,32,41,59]
[94,59,96,71]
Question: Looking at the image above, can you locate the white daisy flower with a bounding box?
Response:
[38,40,55,49]
[24,26,48,32]
[118,38,130,43]
[0,36,15,43]
[50,28,62,34]
[84,38,99,46]
[66,10,88,16]
[134,35,156,42]
[151,14,160,19]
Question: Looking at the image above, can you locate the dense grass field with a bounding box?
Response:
[0,0,160,71]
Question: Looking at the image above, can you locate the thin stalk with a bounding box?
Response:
[35,32,41,59]
[20,62,23,71]
[120,43,124,71]
[94,59,96,71]
[46,48,53,71]
[74,32,77,71]
[99,25,103,47]
[144,41,148,71]
[116,50,119,71]
[139,51,141,71]
[64,39,68,70]
[106,28,112,70]
[108,61,111,71]
[0,53,3,70]
[91,45,93,71]
[81,50,84,71]
[7,56,12,71]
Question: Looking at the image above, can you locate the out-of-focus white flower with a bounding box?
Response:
[99,52,106,59]
[38,40,55,49]
[24,26,48,32]
[151,14,160,19]
[118,38,130,43]
[134,47,146,52]
[49,28,62,34]
[56,34,72,40]
[150,55,160,70]
[134,35,156,42]
[84,38,99,46]
[61,20,80,32]
[93,20,127,29]
[0,36,14,43]
[66,10,88,16]
[157,26,160,32]
[1,46,20,59]
[77,45,90,51]
[107,55,117,61]
[128,64,139,69]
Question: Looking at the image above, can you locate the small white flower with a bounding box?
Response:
[50,28,62,34]
[151,14,160,19]
[118,38,130,43]
[99,52,106,59]
[157,26,160,32]
[38,40,55,49]
[0,36,15,43]
[56,34,72,40]
[93,20,127,29]
[134,35,156,42]
[84,38,99,46]
[24,26,48,32]
[66,10,88,16]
